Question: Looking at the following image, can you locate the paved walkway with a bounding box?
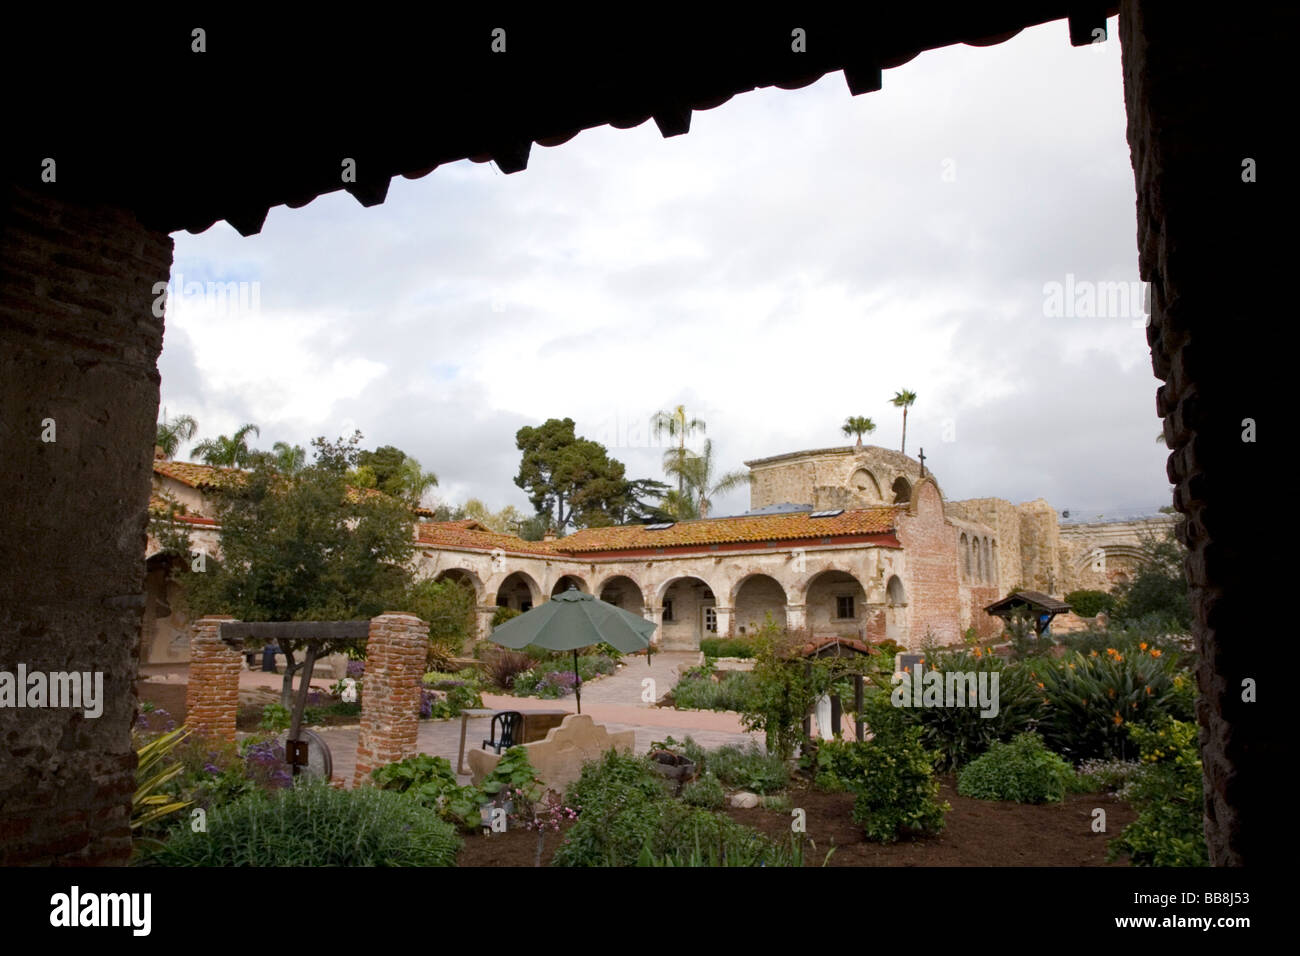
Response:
[313,651,762,786]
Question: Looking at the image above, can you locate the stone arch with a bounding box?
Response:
[886,574,906,605]
[982,538,992,584]
[991,539,998,583]
[433,566,482,601]
[597,573,645,613]
[891,475,912,504]
[490,570,542,610]
[655,575,720,651]
[803,568,868,637]
[960,532,970,579]
[730,573,790,635]
[970,536,980,583]
[550,573,589,596]
[848,467,882,503]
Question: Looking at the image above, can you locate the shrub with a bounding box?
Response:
[680,772,725,809]
[491,606,521,629]
[1107,718,1208,867]
[670,669,757,712]
[1036,645,1179,761]
[699,637,756,659]
[142,781,461,866]
[803,737,873,793]
[957,732,1076,804]
[1065,589,1117,618]
[1075,757,1144,794]
[633,820,802,867]
[259,703,291,733]
[485,648,533,690]
[849,726,949,843]
[696,741,788,794]
[895,647,1043,771]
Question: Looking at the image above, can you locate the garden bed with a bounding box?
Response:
[723,777,1136,866]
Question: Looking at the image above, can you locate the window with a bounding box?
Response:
[836,595,855,619]
[810,509,844,518]
[663,600,674,622]
[704,607,717,633]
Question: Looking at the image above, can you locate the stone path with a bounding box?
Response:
[314,651,762,786]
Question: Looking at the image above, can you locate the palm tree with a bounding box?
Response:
[841,415,876,449]
[663,438,752,519]
[193,423,261,467]
[651,405,706,496]
[891,389,917,455]
[397,457,439,507]
[271,441,307,474]
[155,413,198,459]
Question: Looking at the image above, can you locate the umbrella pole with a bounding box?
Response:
[574,648,581,714]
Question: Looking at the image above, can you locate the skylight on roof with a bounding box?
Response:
[645,522,675,530]
[809,509,844,518]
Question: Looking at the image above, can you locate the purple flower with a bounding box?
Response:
[203,762,221,775]
[346,660,365,679]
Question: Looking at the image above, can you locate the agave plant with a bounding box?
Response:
[133,726,194,832]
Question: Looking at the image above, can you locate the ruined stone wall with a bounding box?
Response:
[0,185,172,865]
[1058,514,1178,593]
[1016,499,1062,594]
[747,445,934,510]
[946,497,1022,591]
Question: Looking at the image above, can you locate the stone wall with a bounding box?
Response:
[946,497,1022,590]
[746,445,935,510]
[895,479,961,647]
[1119,0,1271,865]
[0,185,172,865]
[1016,499,1062,594]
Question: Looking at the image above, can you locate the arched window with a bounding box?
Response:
[970,537,980,583]
[960,533,970,579]
[982,538,992,584]
[891,476,912,504]
[886,575,906,606]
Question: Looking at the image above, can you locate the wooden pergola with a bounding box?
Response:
[984,590,1073,636]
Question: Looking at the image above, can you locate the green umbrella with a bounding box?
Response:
[490,587,656,714]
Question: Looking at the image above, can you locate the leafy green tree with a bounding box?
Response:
[178,432,417,706]
[354,445,438,506]
[663,438,752,518]
[193,423,261,467]
[841,415,876,448]
[652,405,706,496]
[514,418,635,532]
[404,577,477,666]
[890,389,917,455]
[155,413,198,459]
[1113,522,1191,630]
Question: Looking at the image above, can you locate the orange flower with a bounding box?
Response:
[1139,642,1148,651]
[1150,649,1162,658]
[1108,688,1116,698]
[1131,701,1138,709]
[1145,685,1153,695]
[1113,712,1124,725]
[1090,650,1099,658]
[1036,681,1045,690]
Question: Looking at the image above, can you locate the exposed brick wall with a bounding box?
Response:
[966,586,1002,640]
[353,613,428,786]
[896,479,961,648]
[184,616,240,740]
[0,184,172,865]
[1119,0,1270,866]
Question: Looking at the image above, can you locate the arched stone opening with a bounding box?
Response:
[434,567,481,601]
[550,573,588,597]
[657,576,717,651]
[805,569,868,639]
[731,573,789,635]
[960,532,970,580]
[598,574,644,614]
[849,468,882,503]
[493,571,541,612]
[884,574,907,643]
[891,476,912,504]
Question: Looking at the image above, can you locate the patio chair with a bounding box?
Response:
[482,711,523,754]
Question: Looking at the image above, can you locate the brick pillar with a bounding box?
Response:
[1120,1,1272,865]
[354,613,428,786]
[185,616,241,741]
[0,185,172,865]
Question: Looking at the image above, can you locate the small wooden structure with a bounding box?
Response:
[795,637,877,743]
[984,590,1073,636]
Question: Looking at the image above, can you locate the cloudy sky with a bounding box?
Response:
[159,16,1169,523]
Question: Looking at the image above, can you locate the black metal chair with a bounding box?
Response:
[482,711,523,754]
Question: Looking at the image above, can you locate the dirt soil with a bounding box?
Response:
[454,776,1135,867]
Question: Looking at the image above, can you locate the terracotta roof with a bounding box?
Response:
[152,459,246,490]
[416,520,560,557]
[793,637,878,658]
[555,508,900,554]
